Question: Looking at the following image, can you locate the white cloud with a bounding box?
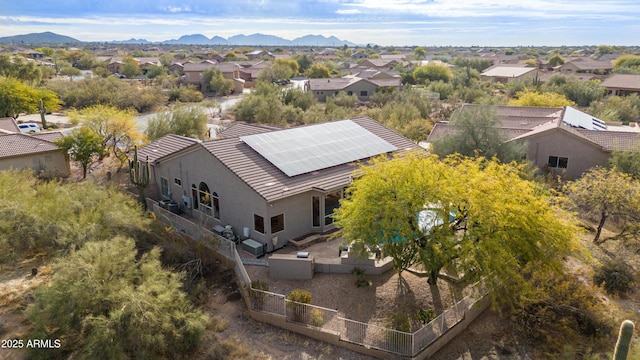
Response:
[336,9,361,14]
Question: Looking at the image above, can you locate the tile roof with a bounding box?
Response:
[600,74,640,90]
[32,131,65,143]
[0,133,60,158]
[576,129,640,151]
[480,65,536,78]
[137,134,200,164]
[201,117,420,202]
[0,117,19,133]
[217,123,281,139]
[309,78,356,91]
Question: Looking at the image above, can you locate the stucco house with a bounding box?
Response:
[182,61,244,93]
[138,117,420,252]
[427,105,640,179]
[600,74,640,96]
[308,77,401,102]
[0,133,70,176]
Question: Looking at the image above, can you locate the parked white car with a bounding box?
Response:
[18,123,41,133]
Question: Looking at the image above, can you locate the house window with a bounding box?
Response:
[548,156,568,169]
[198,182,213,215]
[360,90,368,97]
[191,184,198,210]
[254,214,265,234]
[312,196,320,227]
[271,214,284,233]
[160,177,169,197]
[347,91,353,96]
[324,190,341,226]
[212,192,220,219]
[174,178,182,186]
[44,155,52,162]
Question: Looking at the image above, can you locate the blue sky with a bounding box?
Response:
[1,0,639,46]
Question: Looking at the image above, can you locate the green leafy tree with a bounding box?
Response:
[431,106,526,163]
[146,64,167,79]
[610,150,640,179]
[70,104,145,167]
[0,77,60,119]
[59,65,82,81]
[413,47,426,60]
[413,63,454,84]
[0,54,42,85]
[146,105,208,140]
[202,67,233,95]
[564,167,640,244]
[548,53,566,67]
[335,153,580,314]
[305,63,331,78]
[258,61,297,82]
[120,56,142,78]
[26,237,208,359]
[295,54,313,73]
[55,127,106,178]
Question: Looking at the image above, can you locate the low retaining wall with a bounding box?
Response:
[269,254,314,280]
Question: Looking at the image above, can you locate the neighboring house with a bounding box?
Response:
[246,50,274,60]
[480,65,537,83]
[308,77,401,102]
[427,105,640,179]
[358,59,399,70]
[556,59,612,75]
[182,61,244,93]
[599,74,640,96]
[0,133,70,176]
[138,117,420,252]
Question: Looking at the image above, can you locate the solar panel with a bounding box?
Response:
[240,120,397,177]
[563,106,607,131]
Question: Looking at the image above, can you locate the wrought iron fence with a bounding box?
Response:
[148,200,490,358]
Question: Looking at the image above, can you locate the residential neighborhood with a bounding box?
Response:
[2,25,640,360]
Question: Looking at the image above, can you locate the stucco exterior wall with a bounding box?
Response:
[0,151,69,176]
[151,147,346,252]
[344,81,379,101]
[522,130,610,179]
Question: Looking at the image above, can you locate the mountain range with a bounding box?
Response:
[0,32,357,47]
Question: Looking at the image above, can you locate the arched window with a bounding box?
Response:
[212,192,220,219]
[198,182,213,215]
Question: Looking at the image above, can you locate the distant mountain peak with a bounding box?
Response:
[0,31,358,47]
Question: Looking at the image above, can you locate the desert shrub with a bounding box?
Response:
[250,280,269,310]
[512,268,614,357]
[593,260,635,295]
[26,237,208,359]
[415,308,437,325]
[385,312,411,332]
[286,289,312,323]
[287,288,311,303]
[310,308,325,327]
[351,267,371,287]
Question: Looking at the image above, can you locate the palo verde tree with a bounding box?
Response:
[335,152,580,314]
[564,167,640,244]
[0,77,60,119]
[26,236,208,359]
[70,104,146,168]
[201,67,233,96]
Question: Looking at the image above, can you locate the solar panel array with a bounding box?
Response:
[563,106,607,131]
[240,120,398,177]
